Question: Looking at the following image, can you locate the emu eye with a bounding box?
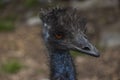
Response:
[55,33,64,39]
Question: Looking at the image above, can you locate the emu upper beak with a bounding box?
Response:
[70,36,100,57]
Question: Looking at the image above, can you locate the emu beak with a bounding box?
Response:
[71,36,100,57]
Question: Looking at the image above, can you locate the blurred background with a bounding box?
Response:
[0,0,120,80]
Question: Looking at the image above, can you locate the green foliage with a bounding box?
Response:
[70,51,86,57]
[0,15,16,31]
[0,0,4,8]
[4,15,17,21]
[24,0,39,8]
[0,20,15,31]
[0,60,23,74]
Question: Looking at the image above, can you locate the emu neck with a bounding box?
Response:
[49,50,76,80]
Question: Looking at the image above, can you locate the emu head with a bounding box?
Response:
[40,8,100,57]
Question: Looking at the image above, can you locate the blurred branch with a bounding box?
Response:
[70,0,119,10]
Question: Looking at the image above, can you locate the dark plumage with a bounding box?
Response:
[40,7,100,80]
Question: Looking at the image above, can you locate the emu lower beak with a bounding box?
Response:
[71,36,100,57]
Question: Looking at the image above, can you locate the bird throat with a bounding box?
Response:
[49,50,76,80]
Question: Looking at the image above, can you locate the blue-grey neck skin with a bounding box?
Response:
[49,50,76,80]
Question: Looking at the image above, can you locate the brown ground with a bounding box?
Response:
[0,24,120,80]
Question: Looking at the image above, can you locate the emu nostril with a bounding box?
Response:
[82,47,90,51]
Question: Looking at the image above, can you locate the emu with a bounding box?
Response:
[40,8,100,80]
